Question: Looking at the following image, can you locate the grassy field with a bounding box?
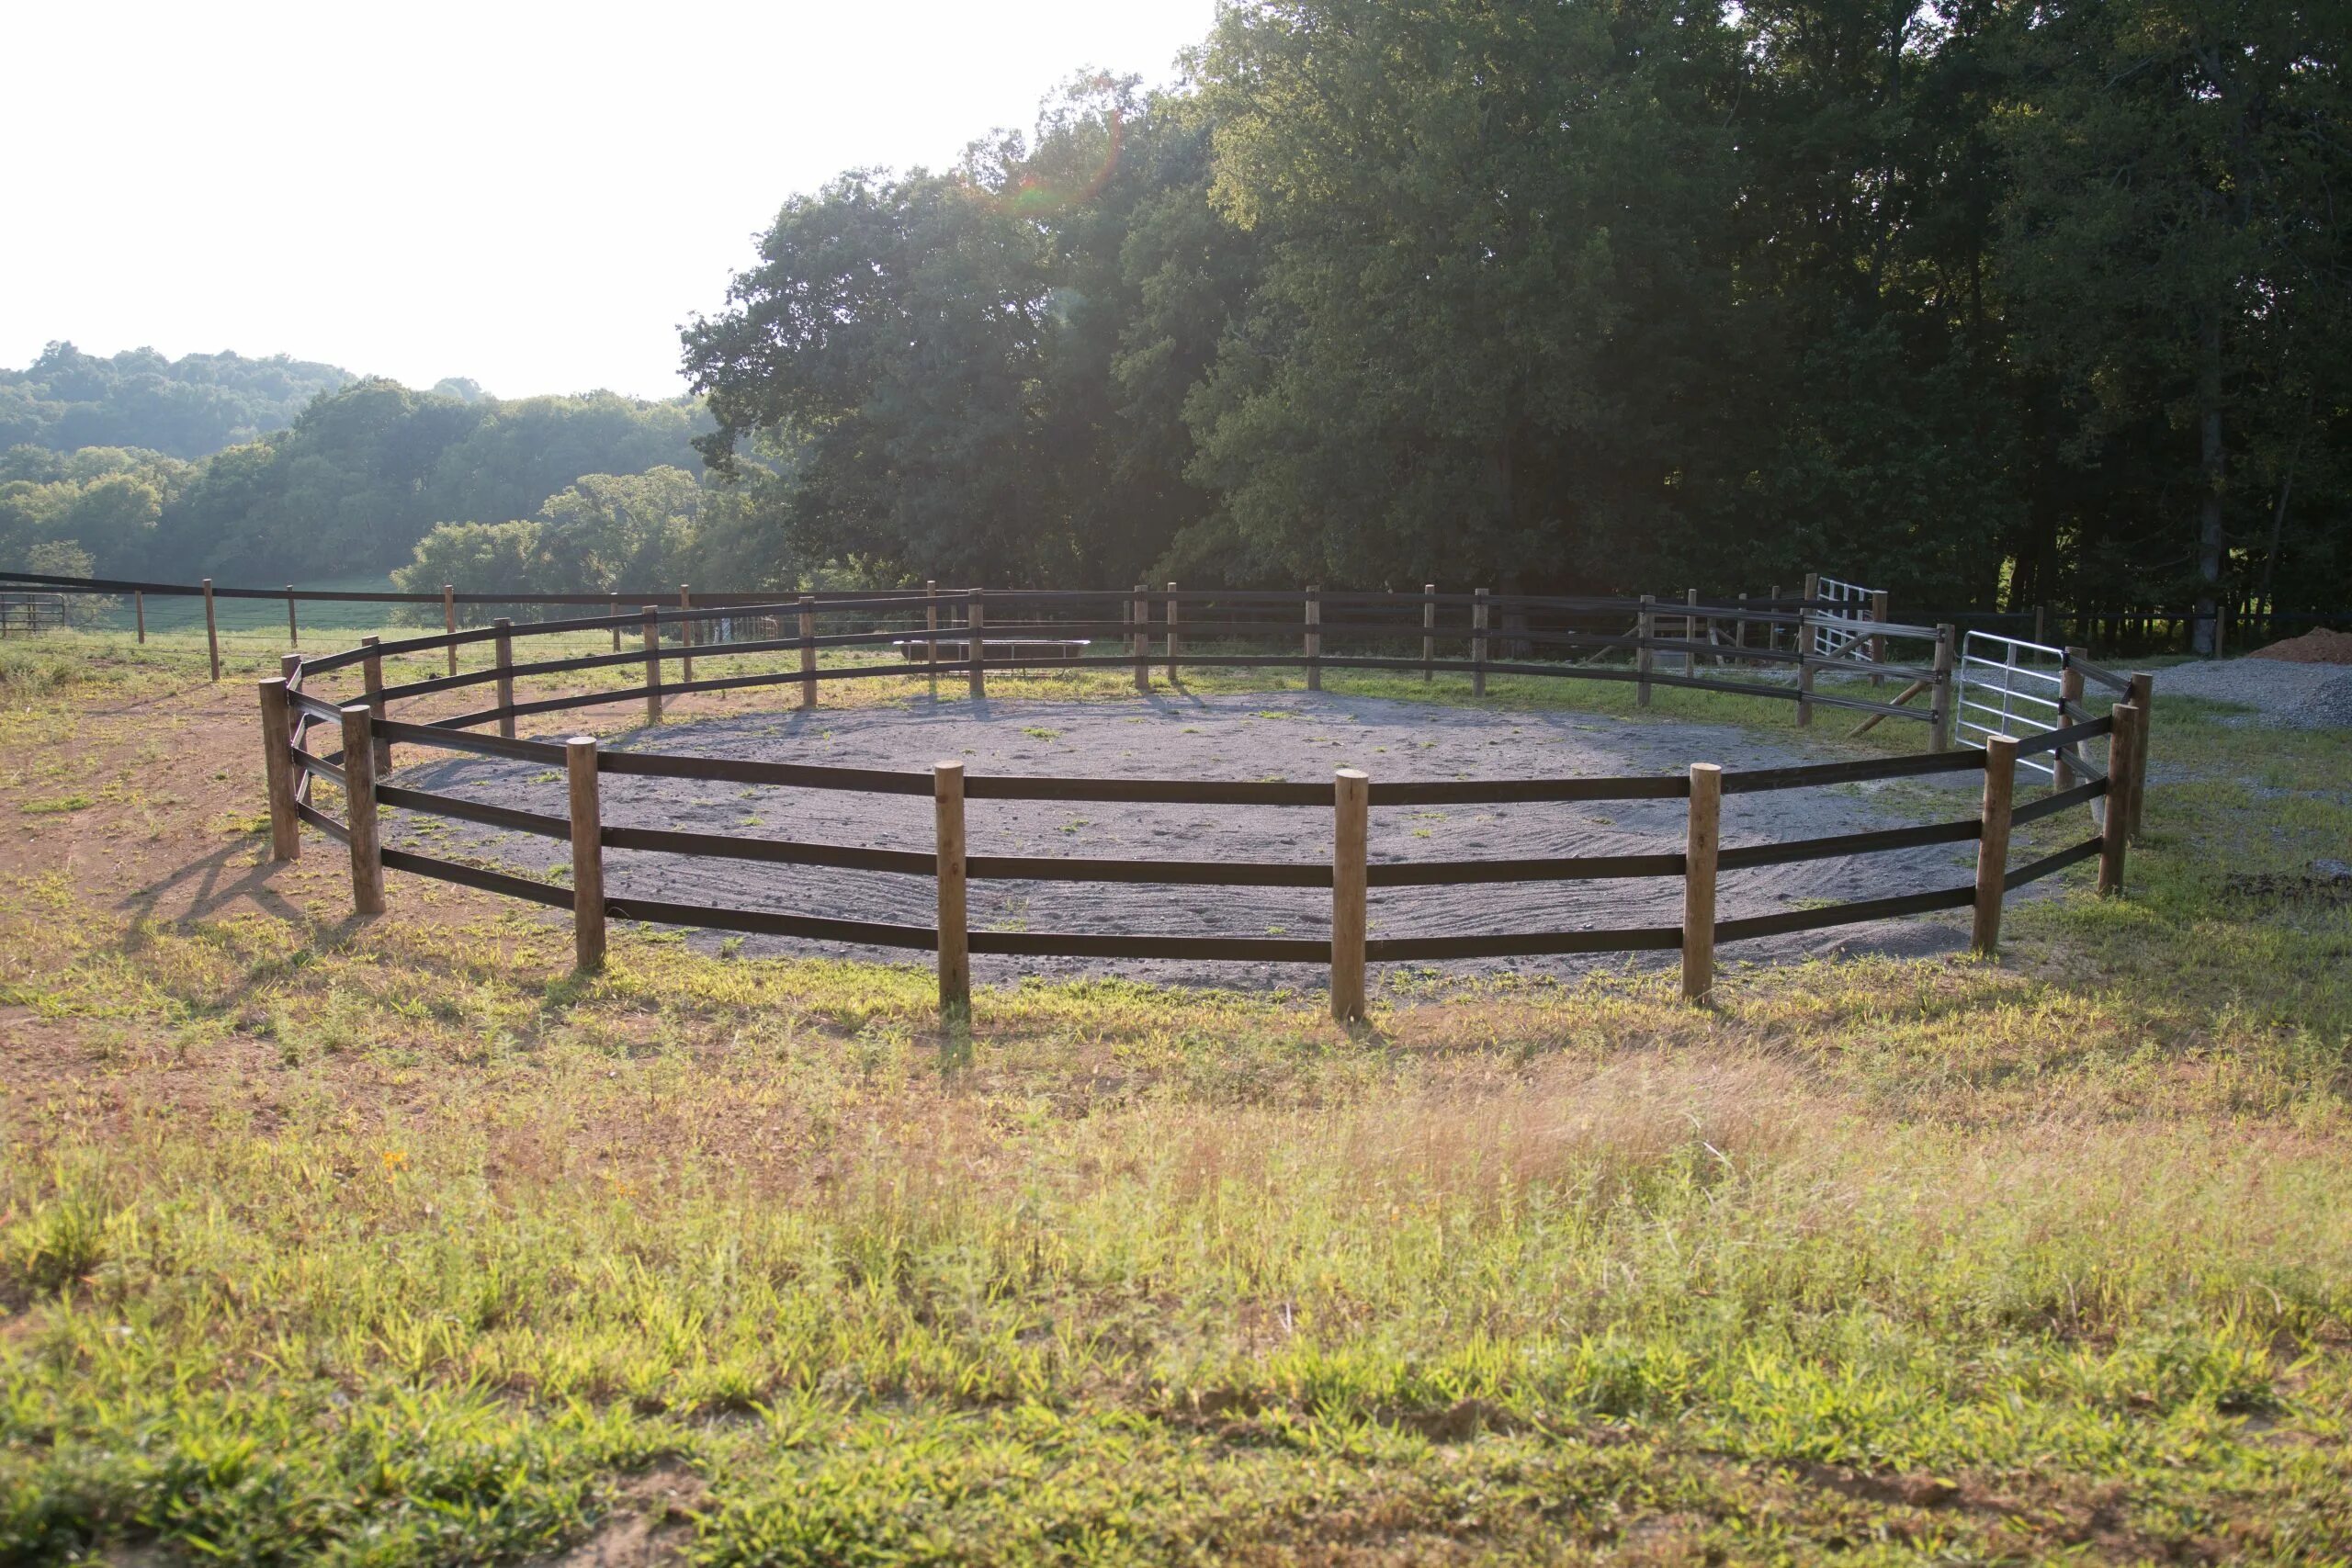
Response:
[2,629,2348,1563]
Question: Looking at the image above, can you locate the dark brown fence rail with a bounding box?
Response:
[242,590,2153,1019]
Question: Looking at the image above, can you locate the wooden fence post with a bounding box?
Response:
[925,580,938,697]
[1636,593,1656,707]
[2125,671,2153,840]
[2098,703,2141,895]
[339,703,384,915]
[1165,581,1180,682]
[641,606,662,725]
[567,736,605,972]
[1682,762,1720,1001]
[1870,589,1889,685]
[134,590,144,644]
[2054,648,2087,792]
[1928,625,1956,751]
[1422,583,1436,682]
[1473,588,1489,697]
[286,584,299,648]
[678,586,694,684]
[1331,767,1368,1022]
[1973,734,2018,954]
[1133,584,1150,693]
[444,583,459,676]
[257,678,300,862]
[609,592,621,653]
[1683,588,1700,678]
[967,589,986,701]
[798,593,818,711]
[361,636,390,773]
[2032,604,2048,647]
[934,760,969,1011]
[493,617,515,739]
[1796,604,1817,728]
[202,577,220,682]
[1305,587,1322,692]
[1735,592,1747,657]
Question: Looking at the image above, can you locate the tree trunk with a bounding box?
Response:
[2192,310,2226,657]
[2256,399,2309,641]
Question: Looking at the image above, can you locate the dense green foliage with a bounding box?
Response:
[688,0,2351,637]
[0,446,192,579]
[390,463,782,606]
[0,343,350,459]
[157,379,708,581]
[2,378,710,583]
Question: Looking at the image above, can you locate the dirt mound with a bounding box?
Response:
[2249,627,2352,665]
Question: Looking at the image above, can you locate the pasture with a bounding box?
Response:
[3,626,2348,1563]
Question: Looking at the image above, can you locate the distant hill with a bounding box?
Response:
[0,342,356,459]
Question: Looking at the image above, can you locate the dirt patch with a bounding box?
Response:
[384,691,2027,990]
[540,1464,704,1567]
[2249,627,2352,664]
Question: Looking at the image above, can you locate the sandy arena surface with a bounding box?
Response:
[386,692,2010,989]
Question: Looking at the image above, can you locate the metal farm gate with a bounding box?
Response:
[1811,574,1884,664]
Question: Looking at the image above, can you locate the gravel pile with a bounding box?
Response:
[2153,659,2352,729]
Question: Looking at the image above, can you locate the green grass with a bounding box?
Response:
[1,642,2348,1562]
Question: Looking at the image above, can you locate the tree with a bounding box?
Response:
[684,79,1250,588]
[1997,0,2352,650]
[1183,0,1752,590]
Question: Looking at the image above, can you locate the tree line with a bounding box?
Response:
[8,1,2345,649]
[687,0,2350,648]
[0,343,353,460]
[1,376,711,584]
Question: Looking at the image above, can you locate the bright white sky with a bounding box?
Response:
[0,0,1219,400]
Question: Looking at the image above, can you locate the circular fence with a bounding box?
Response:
[257,588,2149,1017]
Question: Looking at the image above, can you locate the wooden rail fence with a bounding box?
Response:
[249,590,2149,1019]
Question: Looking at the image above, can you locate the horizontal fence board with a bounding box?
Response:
[603,896,938,950]
[1368,852,1685,885]
[1367,775,1690,804]
[374,784,571,840]
[2070,658,2134,694]
[377,718,571,763]
[1723,748,1985,795]
[1713,883,1974,942]
[967,929,1329,961]
[2003,835,2106,890]
[293,750,345,787]
[2012,713,2114,758]
[288,690,345,723]
[379,847,575,908]
[1366,925,1682,960]
[595,749,934,795]
[963,774,1333,806]
[293,800,350,844]
[2009,777,2109,826]
[1716,817,1980,870]
[602,823,934,874]
[967,853,1329,887]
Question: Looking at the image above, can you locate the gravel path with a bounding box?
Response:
[2154,659,2352,728]
[387,693,2022,990]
